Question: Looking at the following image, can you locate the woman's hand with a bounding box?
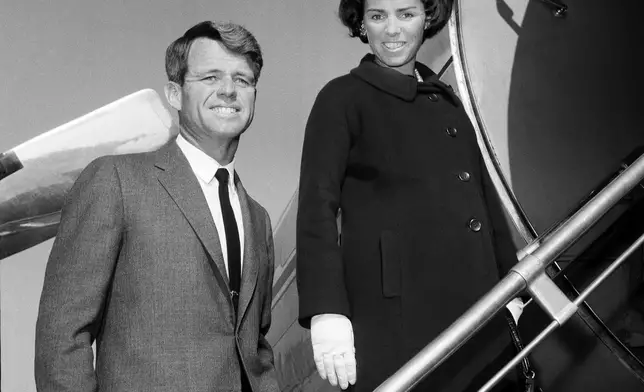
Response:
[311,313,357,389]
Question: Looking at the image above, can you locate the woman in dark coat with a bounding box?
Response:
[296,1,522,391]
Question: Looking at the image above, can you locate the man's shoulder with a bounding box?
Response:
[87,142,171,172]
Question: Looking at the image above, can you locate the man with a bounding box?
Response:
[35,21,279,392]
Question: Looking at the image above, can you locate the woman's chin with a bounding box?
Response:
[374,53,414,71]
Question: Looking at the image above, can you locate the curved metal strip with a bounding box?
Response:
[448,4,538,244]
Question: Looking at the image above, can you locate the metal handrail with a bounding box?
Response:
[480,230,644,391]
[374,151,644,392]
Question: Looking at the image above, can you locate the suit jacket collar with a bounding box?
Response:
[154,141,228,288]
[154,141,259,330]
[350,54,459,106]
[235,180,260,329]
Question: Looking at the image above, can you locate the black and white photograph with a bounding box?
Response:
[1,1,644,391]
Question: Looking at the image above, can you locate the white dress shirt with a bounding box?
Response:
[175,134,244,278]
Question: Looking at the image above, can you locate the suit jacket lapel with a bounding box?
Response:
[235,174,260,329]
[154,142,230,294]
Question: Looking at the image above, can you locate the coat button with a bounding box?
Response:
[428,93,439,102]
[468,218,482,232]
[458,171,471,182]
[445,127,458,137]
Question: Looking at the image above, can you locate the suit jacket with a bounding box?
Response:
[35,141,279,392]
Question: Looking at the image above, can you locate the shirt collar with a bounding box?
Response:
[175,133,235,186]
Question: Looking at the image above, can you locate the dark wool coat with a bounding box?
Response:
[296,55,520,392]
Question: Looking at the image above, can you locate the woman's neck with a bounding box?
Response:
[373,56,416,77]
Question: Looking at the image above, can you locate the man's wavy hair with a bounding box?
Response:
[338,0,453,44]
[165,21,263,85]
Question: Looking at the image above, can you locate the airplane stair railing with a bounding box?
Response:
[514,146,644,386]
[374,149,644,392]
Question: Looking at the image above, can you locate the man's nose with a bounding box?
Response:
[217,77,237,99]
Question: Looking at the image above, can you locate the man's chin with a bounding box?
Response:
[207,126,247,140]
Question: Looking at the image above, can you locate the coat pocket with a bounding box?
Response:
[380,230,402,298]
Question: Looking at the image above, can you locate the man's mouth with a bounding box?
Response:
[211,106,240,115]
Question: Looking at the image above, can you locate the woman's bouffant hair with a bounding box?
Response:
[338,0,453,43]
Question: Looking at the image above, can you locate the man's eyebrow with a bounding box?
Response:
[191,68,223,76]
[193,69,252,77]
[234,71,254,80]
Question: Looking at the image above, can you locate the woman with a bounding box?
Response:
[296,1,523,391]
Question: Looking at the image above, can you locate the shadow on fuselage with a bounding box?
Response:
[505,1,644,390]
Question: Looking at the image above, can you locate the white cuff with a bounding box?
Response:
[506,298,525,324]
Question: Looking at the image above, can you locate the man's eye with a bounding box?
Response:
[235,78,250,86]
[202,76,218,82]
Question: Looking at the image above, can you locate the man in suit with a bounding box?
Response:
[35,21,279,392]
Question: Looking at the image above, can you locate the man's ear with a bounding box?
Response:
[164,81,182,111]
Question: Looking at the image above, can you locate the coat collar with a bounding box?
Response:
[350,54,459,106]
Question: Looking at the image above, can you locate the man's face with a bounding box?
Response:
[176,38,257,141]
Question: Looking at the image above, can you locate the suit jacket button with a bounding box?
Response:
[458,171,471,182]
[468,218,482,232]
[446,127,458,137]
[428,93,439,102]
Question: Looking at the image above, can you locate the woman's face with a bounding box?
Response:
[363,0,427,75]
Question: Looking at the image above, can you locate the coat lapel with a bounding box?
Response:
[154,142,230,294]
[235,174,260,330]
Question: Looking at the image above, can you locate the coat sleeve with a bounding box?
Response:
[35,157,123,392]
[479,153,520,277]
[296,81,354,328]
